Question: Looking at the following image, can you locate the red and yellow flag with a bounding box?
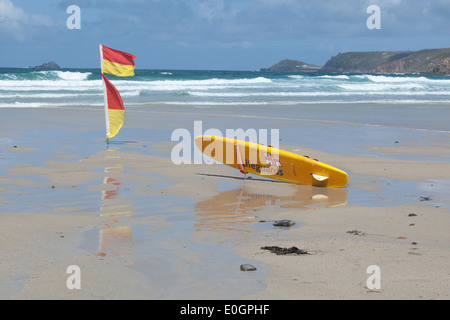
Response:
[102,74,125,139]
[100,45,136,77]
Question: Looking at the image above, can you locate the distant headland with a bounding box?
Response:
[261,48,450,75]
[259,59,321,73]
[32,61,61,70]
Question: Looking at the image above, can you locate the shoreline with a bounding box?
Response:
[1,106,449,299]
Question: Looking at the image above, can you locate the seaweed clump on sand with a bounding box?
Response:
[261,246,308,256]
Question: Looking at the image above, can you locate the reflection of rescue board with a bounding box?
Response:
[195,135,349,188]
[195,184,348,215]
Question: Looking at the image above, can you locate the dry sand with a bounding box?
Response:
[1,107,449,300]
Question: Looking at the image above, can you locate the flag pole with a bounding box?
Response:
[99,43,110,144]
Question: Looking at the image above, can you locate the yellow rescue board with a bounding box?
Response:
[195,135,349,188]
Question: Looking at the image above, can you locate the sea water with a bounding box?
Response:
[1,68,450,108]
[2,68,450,132]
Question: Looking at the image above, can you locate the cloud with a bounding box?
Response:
[0,0,53,41]
[3,0,450,69]
[4,0,450,45]
[19,0,448,46]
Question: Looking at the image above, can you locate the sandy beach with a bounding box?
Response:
[1,104,449,300]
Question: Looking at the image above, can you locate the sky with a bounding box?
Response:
[2,0,450,70]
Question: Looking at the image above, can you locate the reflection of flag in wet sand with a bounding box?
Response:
[194,188,261,241]
[194,184,348,239]
[100,226,134,256]
[99,163,135,256]
[102,176,121,199]
[100,164,133,217]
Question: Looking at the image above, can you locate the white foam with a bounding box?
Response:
[186,90,450,98]
[32,70,92,81]
[54,71,92,81]
[0,101,102,108]
[0,92,102,99]
[108,77,272,93]
[338,83,425,91]
[355,74,450,85]
[0,79,102,91]
[162,99,450,106]
[318,75,350,80]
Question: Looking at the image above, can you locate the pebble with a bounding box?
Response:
[273,220,295,227]
[240,264,257,272]
[408,213,417,217]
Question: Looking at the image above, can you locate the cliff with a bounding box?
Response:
[263,48,450,75]
[432,57,450,75]
[321,48,450,74]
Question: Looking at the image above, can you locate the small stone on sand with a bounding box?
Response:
[240,264,257,272]
[273,220,295,227]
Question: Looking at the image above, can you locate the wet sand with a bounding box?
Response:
[1,106,449,299]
